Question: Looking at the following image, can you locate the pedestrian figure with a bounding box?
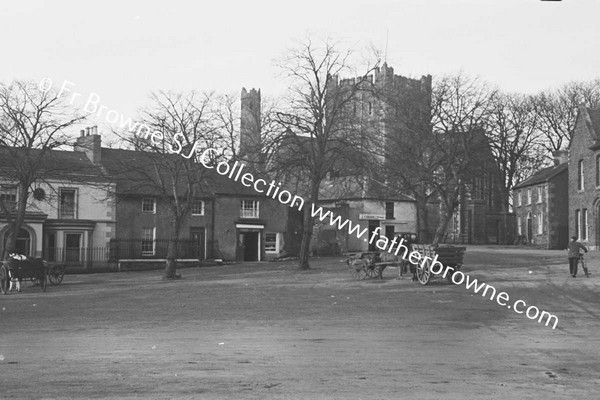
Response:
[567,236,588,278]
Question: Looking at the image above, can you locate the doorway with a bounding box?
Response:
[65,233,82,262]
[189,227,206,260]
[238,231,260,261]
[527,213,533,243]
[368,221,380,251]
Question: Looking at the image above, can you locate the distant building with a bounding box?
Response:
[513,151,568,249]
[567,106,600,249]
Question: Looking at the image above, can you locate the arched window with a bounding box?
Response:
[575,209,581,239]
[582,209,588,241]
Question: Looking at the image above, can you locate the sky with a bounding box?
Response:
[1,0,599,137]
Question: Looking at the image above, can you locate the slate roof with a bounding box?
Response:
[513,163,568,190]
[0,147,108,181]
[100,147,261,197]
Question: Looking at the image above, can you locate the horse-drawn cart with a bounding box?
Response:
[412,244,466,285]
[0,258,48,294]
[347,251,401,280]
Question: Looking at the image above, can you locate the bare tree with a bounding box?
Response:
[533,79,600,152]
[0,80,85,257]
[430,73,497,244]
[112,90,222,279]
[273,38,379,269]
[488,92,547,211]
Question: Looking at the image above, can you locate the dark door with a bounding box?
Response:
[385,225,395,241]
[65,233,81,262]
[368,221,380,251]
[527,217,533,242]
[190,228,205,260]
[238,232,259,261]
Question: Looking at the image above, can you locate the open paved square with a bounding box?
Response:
[1,246,599,399]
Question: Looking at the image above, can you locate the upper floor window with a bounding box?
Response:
[59,188,77,219]
[191,199,204,216]
[578,160,585,190]
[385,202,394,219]
[517,191,522,207]
[0,185,17,209]
[142,198,156,214]
[241,200,259,218]
[527,188,532,205]
[537,186,543,204]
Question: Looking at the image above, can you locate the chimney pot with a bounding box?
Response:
[80,129,85,137]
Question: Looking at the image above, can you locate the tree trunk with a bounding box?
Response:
[164,238,179,279]
[415,196,430,244]
[432,201,454,246]
[4,184,30,257]
[298,181,320,270]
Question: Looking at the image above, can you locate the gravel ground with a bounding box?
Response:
[0,245,599,399]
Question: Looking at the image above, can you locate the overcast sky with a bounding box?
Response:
[1,0,598,137]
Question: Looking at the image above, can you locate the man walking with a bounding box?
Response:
[567,236,588,278]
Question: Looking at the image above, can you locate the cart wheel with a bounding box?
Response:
[48,265,64,285]
[366,266,380,278]
[350,260,367,280]
[39,273,47,292]
[416,258,431,285]
[0,265,8,295]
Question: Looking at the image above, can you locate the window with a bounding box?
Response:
[142,198,156,214]
[240,200,259,218]
[141,227,155,256]
[527,188,532,205]
[265,233,279,253]
[537,186,543,204]
[517,217,522,235]
[537,212,543,235]
[0,185,17,209]
[575,210,580,240]
[582,209,588,241]
[59,189,77,219]
[517,191,522,207]
[596,155,600,187]
[578,160,585,190]
[368,102,373,116]
[191,199,204,215]
[385,202,394,219]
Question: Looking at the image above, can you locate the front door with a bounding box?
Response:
[527,217,533,242]
[65,233,82,262]
[368,221,380,251]
[190,228,205,260]
[237,231,260,261]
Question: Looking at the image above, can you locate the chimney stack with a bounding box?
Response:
[74,126,102,164]
[552,150,568,166]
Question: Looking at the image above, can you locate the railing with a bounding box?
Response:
[109,239,207,260]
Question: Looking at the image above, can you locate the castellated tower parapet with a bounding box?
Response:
[239,88,262,167]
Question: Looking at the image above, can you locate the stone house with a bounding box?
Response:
[512,151,568,249]
[568,107,600,249]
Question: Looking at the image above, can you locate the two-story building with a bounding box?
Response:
[512,151,568,249]
[568,106,600,249]
[0,146,115,267]
[72,130,295,264]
